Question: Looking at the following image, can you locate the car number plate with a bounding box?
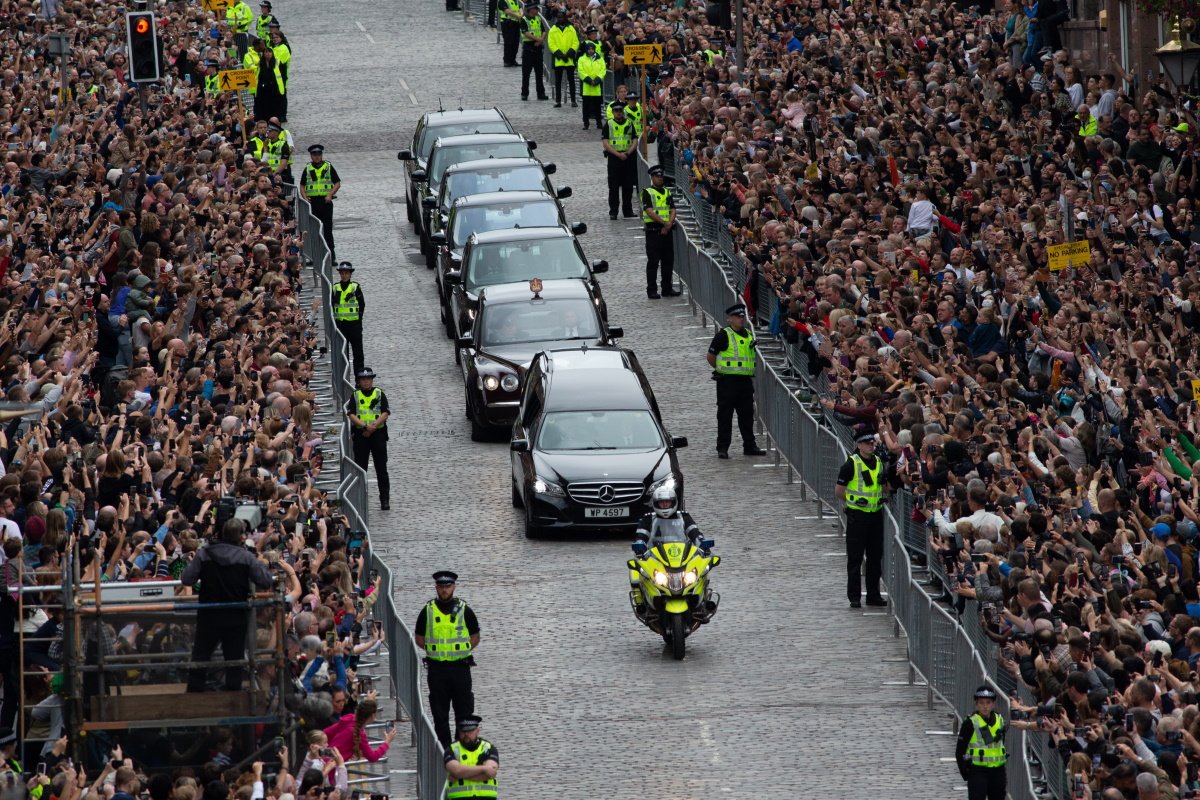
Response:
[584,506,628,518]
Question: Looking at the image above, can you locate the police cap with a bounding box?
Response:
[204,59,220,67]
[260,0,272,7]
[524,1,539,9]
[974,686,998,700]
[611,103,626,114]
[585,24,597,32]
[725,303,746,317]
[268,122,282,131]
[356,367,377,380]
[80,69,93,78]
[337,261,355,272]
[583,40,596,49]
[855,432,875,444]
[433,570,459,585]
[648,165,665,177]
[456,714,482,731]
[0,730,14,747]
[267,19,281,28]
[307,144,325,154]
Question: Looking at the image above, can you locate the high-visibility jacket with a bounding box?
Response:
[333,281,362,321]
[253,13,276,37]
[844,454,884,513]
[303,161,334,197]
[243,49,261,94]
[446,740,497,799]
[605,118,634,154]
[702,47,722,64]
[577,53,605,96]
[584,37,604,60]
[548,24,579,66]
[265,138,286,170]
[258,57,284,94]
[520,14,544,45]
[965,713,1007,768]
[714,326,754,376]
[204,74,219,94]
[1077,115,1097,137]
[273,41,291,83]
[423,599,473,661]
[642,186,671,225]
[247,135,268,160]
[354,388,382,424]
[499,0,522,22]
[607,99,642,135]
[226,1,253,33]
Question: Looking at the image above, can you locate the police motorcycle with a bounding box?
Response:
[627,487,720,660]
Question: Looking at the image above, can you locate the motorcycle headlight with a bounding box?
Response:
[500,374,520,392]
[653,570,669,588]
[482,375,499,391]
[683,569,698,586]
[649,475,677,494]
[532,476,566,497]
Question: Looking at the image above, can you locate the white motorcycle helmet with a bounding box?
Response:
[652,486,678,519]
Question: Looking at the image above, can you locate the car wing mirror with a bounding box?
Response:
[510,438,530,452]
[607,326,624,339]
[670,436,688,449]
[430,232,447,246]
[591,259,609,273]
[411,168,427,181]
[571,222,587,235]
[422,196,437,209]
[543,162,557,175]
[397,149,414,161]
[700,539,714,550]
[556,186,572,199]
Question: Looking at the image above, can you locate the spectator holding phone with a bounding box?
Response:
[301,732,347,791]
[322,699,394,764]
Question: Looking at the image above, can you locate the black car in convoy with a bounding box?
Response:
[405,133,538,259]
[509,348,687,538]
[442,226,608,340]
[458,278,622,441]
[397,108,514,228]
[431,191,586,325]
[426,157,570,249]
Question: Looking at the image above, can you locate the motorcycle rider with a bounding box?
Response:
[630,486,710,611]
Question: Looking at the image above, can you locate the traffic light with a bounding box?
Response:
[126,11,161,82]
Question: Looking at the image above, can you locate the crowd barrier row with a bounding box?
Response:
[643,151,1053,800]
[295,192,448,800]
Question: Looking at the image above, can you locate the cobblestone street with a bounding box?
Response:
[286,3,959,796]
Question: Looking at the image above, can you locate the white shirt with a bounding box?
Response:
[907,199,936,231]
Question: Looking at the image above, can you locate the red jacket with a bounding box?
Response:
[323,713,389,762]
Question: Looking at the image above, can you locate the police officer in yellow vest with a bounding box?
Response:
[519,3,549,101]
[331,262,366,376]
[835,430,890,608]
[642,164,678,299]
[246,118,270,162]
[499,0,522,66]
[201,59,221,95]
[603,103,637,219]
[415,571,481,749]
[253,0,275,39]
[955,686,1035,800]
[226,0,253,59]
[264,120,292,181]
[547,8,578,108]
[606,84,641,135]
[444,714,497,800]
[300,144,340,258]
[577,40,605,130]
[346,367,390,510]
[705,304,767,459]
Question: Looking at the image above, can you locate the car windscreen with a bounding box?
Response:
[451,201,561,247]
[466,239,586,290]
[429,143,532,187]
[418,121,512,160]
[444,166,547,207]
[536,410,663,451]
[479,298,600,347]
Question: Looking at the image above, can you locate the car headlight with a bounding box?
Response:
[649,475,678,494]
[653,570,669,588]
[683,569,698,586]
[532,476,566,497]
[467,308,476,320]
[482,375,499,391]
[500,374,520,392]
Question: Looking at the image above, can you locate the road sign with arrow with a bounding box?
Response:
[216,68,256,91]
[623,44,663,65]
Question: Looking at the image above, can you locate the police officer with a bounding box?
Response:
[576,40,605,130]
[246,118,270,162]
[547,8,578,108]
[444,715,498,800]
[519,3,548,101]
[602,104,637,219]
[498,0,522,66]
[705,304,767,459]
[346,368,390,510]
[253,0,275,39]
[225,0,253,59]
[268,22,291,119]
[331,262,366,375]
[415,571,481,749]
[202,59,221,95]
[264,120,292,180]
[641,165,678,299]
[606,84,641,134]
[955,687,1037,799]
[835,431,890,608]
[300,144,340,259]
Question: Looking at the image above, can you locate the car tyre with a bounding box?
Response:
[418,232,428,256]
[523,509,544,539]
[425,249,437,270]
[470,415,488,443]
[406,194,415,223]
[511,478,524,508]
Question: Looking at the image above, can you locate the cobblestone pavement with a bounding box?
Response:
[286,3,960,797]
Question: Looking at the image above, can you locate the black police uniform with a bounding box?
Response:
[331,267,367,375]
[520,11,548,100]
[706,320,763,457]
[603,115,637,218]
[416,581,481,748]
[345,380,390,508]
[955,707,1008,800]
[835,446,892,606]
[301,155,340,257]
[641,171,676,298]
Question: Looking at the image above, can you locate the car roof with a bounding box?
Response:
[468,226,573,245]
[543,368,650,412]
[452,189,557,208]
[443,157,545,176]
[478,278,591,305]
[538,347,630,370]
[422,108,508,126]
[431,133,528,150]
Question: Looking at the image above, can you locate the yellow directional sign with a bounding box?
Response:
[623,44,663,65]
[1046,239,1090,271]
[203,0,232,11]
[216,68,256,91]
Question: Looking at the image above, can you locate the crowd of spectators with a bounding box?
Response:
[0,0,400,798]
[564,0,1200,796]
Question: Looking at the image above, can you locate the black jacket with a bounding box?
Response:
[180,540,272,608]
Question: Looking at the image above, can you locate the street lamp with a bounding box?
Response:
[1156,17,1200,89]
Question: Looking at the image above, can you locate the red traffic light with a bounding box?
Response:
[134,18,150,33]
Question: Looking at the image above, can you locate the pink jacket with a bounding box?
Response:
[323,714,389,762]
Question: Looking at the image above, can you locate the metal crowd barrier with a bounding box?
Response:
[295,193,448,800]
[646,150,1048,800]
